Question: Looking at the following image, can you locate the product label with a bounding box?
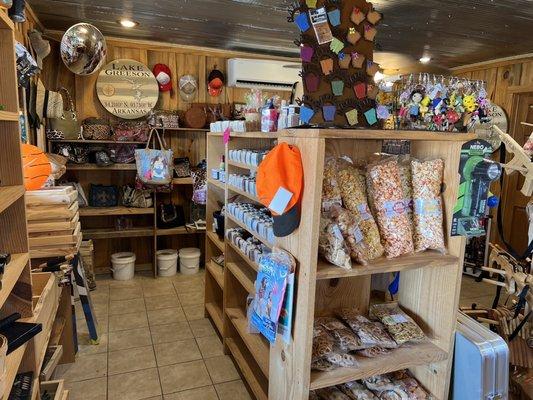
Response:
[382,200,407,218]
[414,198,442,216]
[332,224,344,241]
[357,203,373,221]
[352,226,363,243]
[383,313,409,325]
[309,7,333,44]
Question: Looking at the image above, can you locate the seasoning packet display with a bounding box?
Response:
[311,357,336,371]
[367,158,414,258]
[329,205,368,265]
[338,381,378,399]
[336,159,384,260]
[322,157,342,212]
[319,216,352,270]
[411,159,446,253]
[389,370,430,400]
[336,309,397,349]
[356,346,390,358]
[312,323,336,362]
[325,351,358,368]
[315,316,366,351]
[316,387,351,400]
[369,302,426,345]
[397,155,413,225]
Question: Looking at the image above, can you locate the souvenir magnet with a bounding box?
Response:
[367,10,382,25]
[351,53,366,69]
[305,72,320,92]
[331,80,344,96]
[338,52,350,69]
[364,24,377,41]
[320,58,334,75]
[329,37,344,54]
[323,105,336,122]
[310,7,333,44]
[366,61,379,76]
[327,8,341,26]
[364,108,378,125]
[300,45,314,62]
[295,13,310,32]
[376,105,390,119]
[347,27,361,45]
[306,0,317,8]
[345,109,358,125]
[354,82,366,99]
[350,7,366,25]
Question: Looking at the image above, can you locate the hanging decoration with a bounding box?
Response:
[60,23,107,75]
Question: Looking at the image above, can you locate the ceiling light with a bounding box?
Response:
[419,56,431,64]
[374,71,384,82]
[119,19,138,28]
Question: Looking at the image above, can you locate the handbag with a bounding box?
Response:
[121,185,153,208]
[82,118,112,140]
[54,143,89,164]
[110,144,136,164]
[89,184,119,207]
[47,87,81,140]
[174,157,190,178]
[157,203,185,228]
[135,127,173,185]
[153,110,180,129]
[113,121,150,142]
[36,79,64,120]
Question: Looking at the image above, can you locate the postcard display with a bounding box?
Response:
[290,0,382,127]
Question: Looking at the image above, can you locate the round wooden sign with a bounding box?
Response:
[96,59,159,119]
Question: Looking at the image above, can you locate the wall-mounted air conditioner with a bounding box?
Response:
[227,58,301,92]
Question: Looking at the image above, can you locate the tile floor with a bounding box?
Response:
[56,271,251,400]
[459,274,503,309]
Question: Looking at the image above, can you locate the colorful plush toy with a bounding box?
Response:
[463,94,478,113]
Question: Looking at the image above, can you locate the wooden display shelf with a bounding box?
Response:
[226,338,268,400]
[210,131,279,139]
[316,252,459,280]
[226,307,269,376]
[227,242,260,272]
[172,177,193,185]
[162,127,210,132]
[284,128,476,141]
[205,302,223,333]
[0,253,29,309]
[79,206,154,217]
[208,178,225,191]
[227,160,258,171]
[227,185,259,203]
[49,139,146,145]
[226,214,273,248]
[67,163,136,170]
[0,185,25,214]
[309,341,448,390]
[83,227,154,240]
[3,344,29,400]
[206,231,225,252]
[206,260,224,289]
[156,226,200,236]
[226,262,255,294]
[0,110,18,122]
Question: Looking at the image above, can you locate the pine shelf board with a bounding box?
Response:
[205,301,223,334]
[282,129,477,142]
[67,163,137,171]
[316,251,459,280]
[49,139,146,145]
[207,260,224,289]
[0,185,24,214]
[156,226,200,236]
[226,307,269,376]
[2,343,28,400]
[83,227,154,240]
[0,253,29,310]
[227,185,259,203]
[227,160,258,172]
[226,214,273,248]
[209,131,279,139]
[0,110,18,122]
[309,341,448,390]
[206,231,225,252]
[162,127,209,132]
[227,241,260,272]
[172,177,193,185]
[79,207,154,217]
[208,178,225,191]
[226,338,268,400]
[226,262,255,295]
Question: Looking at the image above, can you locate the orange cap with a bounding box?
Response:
[256,143,303,237]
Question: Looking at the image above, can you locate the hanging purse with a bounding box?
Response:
[36,79,64,120]
[47,87,81,140]
[157,203,185,228]
[135,127,173,185]
[82,118,112,140]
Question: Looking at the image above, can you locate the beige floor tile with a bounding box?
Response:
[158,360,212,394]
[55,353,107,382]
[65,377,107,400]
[108,368,162,400]
[109,345,156,375]
[143,283,176,298]
[145,294,180,311]
[77,333,108,356]
[154,338,202,366]
[189,318,217,338]
[109,327,152,351]
[196,336,224,359]
[148,307,187,326]
[150,322,194,344]
[109,279,142,289]
[109,298,146,315]
[177,290,204,307]
[77,317,109,336]
[109,286,143,301]
[164,385,218,400]
[204,355,240,384]
[183,304,205,321]
[109,311,148,332]
[215,380,252,400]
[142,279,174,289]
[173,279,204,294]
[93,303,109,317]
[172,272,205,284]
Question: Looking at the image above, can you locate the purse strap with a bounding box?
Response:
[59,87,77,120]
[145,127,168,150]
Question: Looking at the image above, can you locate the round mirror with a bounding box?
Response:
[60,23,107,75]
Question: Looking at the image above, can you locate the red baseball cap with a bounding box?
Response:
[208,69,225,97]
[153,63,172,92]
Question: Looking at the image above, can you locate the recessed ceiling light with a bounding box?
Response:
[419,56,431,64]
[119,19,138,28]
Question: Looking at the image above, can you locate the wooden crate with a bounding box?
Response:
[40,380,65,400]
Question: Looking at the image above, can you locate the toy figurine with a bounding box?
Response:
[420,95,431,117]
[409,90,424,121]
[463,94,477,113]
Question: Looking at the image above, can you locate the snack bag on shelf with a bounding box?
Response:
[338,381,378,399]
[411,158,446,253]
[367,158,414,258]
[312,322,336,362]
[316,387,352,400]
[336,309,397,349]
[324,351,358,368]
[356,346,390,358]
[336,158,384,260]
[319,215,352,270]
[362,375,410,399]
[369,302,426,345]
[389,370,431,399]
[398,155,414,226]
[329,205,368,265]
[322,157,343,212]
[315,316,367,351]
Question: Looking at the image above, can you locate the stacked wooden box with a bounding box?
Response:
[26,187,82,259]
